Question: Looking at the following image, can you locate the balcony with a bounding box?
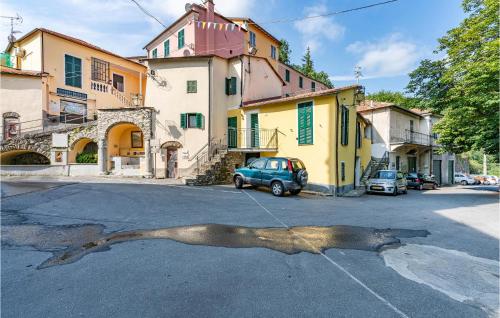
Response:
[227,128,278,152]
[390,129,432,147]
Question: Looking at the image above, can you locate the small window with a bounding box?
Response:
[164,40,170,57]
[249,31,256,47]
[180,113,203,129]
[311,82,316,92]
[299,76,303,89]
[178,29,185,49]
[250,158,266,170]
[285,69,290,82]
[225,77,237,95]
[271,45,276,59]
[187,113,197,128]
[341,162,346,181]
[91,57,109,82]
[187,80,197,93]
[152,48,157,58]
[265,159,280,170]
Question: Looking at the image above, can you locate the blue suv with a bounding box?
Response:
[233,157,308,196]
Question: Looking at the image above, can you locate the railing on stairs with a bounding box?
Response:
[90,80,137,108]
[360,151,389,185]
[187,138,228,175]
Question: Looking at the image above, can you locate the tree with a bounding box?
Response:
[301,47,314,76]
[278,39,291,64]
[406,0,499,155]
[366,90,411,107]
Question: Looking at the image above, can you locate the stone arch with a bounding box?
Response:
[0,150,50,165]
[68,125,98,149]
[69,137,98,163]
[160,140,183,149]
[97,108,153,141]
[0,134,51,158]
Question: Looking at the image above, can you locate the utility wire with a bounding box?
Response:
[129,0,168,29]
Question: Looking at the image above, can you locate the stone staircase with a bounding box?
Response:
[184,149,243,186]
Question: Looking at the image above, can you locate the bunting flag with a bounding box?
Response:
[194,20,246,32]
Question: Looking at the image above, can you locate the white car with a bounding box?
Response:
[367,170,408,196]
[483,175,498,185]
[454,173,475,185]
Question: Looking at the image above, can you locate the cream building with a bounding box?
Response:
[358,100,456,185]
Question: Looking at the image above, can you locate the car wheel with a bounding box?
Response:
[392,187,398,196]
[461,180,467,186]
[234,176,243,189]
[271,181,284,197]
[289,189,301,195]
[418,184,423,191]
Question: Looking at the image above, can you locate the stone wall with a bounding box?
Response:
[187,151,245,185]
[0,131,52,158]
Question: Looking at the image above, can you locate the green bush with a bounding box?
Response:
[76,152,97,164]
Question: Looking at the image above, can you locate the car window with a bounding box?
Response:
[374,171,396,179]
[250,159,266,169]
[265,159,280,170]
[280,160,289,171]
[290,160,304,171]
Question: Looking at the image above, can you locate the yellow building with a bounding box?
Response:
[227,85,368,195]
[5,28,147,124]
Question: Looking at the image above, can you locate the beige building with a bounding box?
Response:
[358,100,456,185]
[145,54,283,178]
[4,28,147,128]
[0,67,47,139]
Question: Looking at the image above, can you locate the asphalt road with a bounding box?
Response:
[1,178,498,318]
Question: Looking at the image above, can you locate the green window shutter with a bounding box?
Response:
[164,40,169,56]
[341,162,345,181]
[299,77,303,88]
[152,48,157,58]
[178,29,184,48]
[250,113,259,147]
[225,78,230,95]
[341,107,346,145]
[341,106,349,145]
[196,113,203,129]
[65,55,81,88]
[298,102,313,145]
[230,77,237,95]
[285,70,290,82]
[180,113,187,128]
[345,107,349,145]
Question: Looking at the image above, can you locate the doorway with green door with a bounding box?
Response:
[228,117,237,148]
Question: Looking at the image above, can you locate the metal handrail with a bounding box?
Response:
[227,128,278,150]
[390,129,432,146]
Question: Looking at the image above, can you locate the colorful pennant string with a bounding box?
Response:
[195,20,247,32]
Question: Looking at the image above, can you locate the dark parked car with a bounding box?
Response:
[406,173,439,190]
[233,157,308,196]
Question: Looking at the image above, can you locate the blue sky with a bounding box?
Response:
[0,0,465,93]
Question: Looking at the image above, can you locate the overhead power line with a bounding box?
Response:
[129,0,168,29]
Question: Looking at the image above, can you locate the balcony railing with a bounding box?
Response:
[90,80,141,108]
[227,128,278,151]
[390,129,432,146]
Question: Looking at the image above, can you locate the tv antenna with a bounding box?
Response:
[0,14,23,43]
[354,65,363,84]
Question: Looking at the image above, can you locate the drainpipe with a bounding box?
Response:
[208,57,212,155]
[334,95,340,196]
[239,56,244,107]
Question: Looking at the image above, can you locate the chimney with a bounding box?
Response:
[204,0,215,54]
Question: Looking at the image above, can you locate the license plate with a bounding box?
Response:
[371,186,383,190]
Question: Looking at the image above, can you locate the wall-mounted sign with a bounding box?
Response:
[56,88,87,100]
[61,100,87,115]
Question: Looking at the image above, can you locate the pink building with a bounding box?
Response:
[278,62,329,97]
[143,1,245,59]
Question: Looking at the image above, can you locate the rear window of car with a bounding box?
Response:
[290,160,305,171]
[374,171,396,179]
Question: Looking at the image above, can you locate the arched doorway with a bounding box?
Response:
[160,141,182,178]
[106,122,144,174]
[69,138,98,163]
[0,150,50,165]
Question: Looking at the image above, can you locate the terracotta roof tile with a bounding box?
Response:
[0,66,46,77]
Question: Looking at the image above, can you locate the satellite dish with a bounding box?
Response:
[7,34,16,43]
[185,3,192,12]
[248,46,258,55]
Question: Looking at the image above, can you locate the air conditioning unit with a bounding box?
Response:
[248,46,258,55]
[14,48,26,58]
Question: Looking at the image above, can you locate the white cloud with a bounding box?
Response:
[293,3,345,52]
[334,33,423,80]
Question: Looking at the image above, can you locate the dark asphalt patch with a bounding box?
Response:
[1,223,429,269]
